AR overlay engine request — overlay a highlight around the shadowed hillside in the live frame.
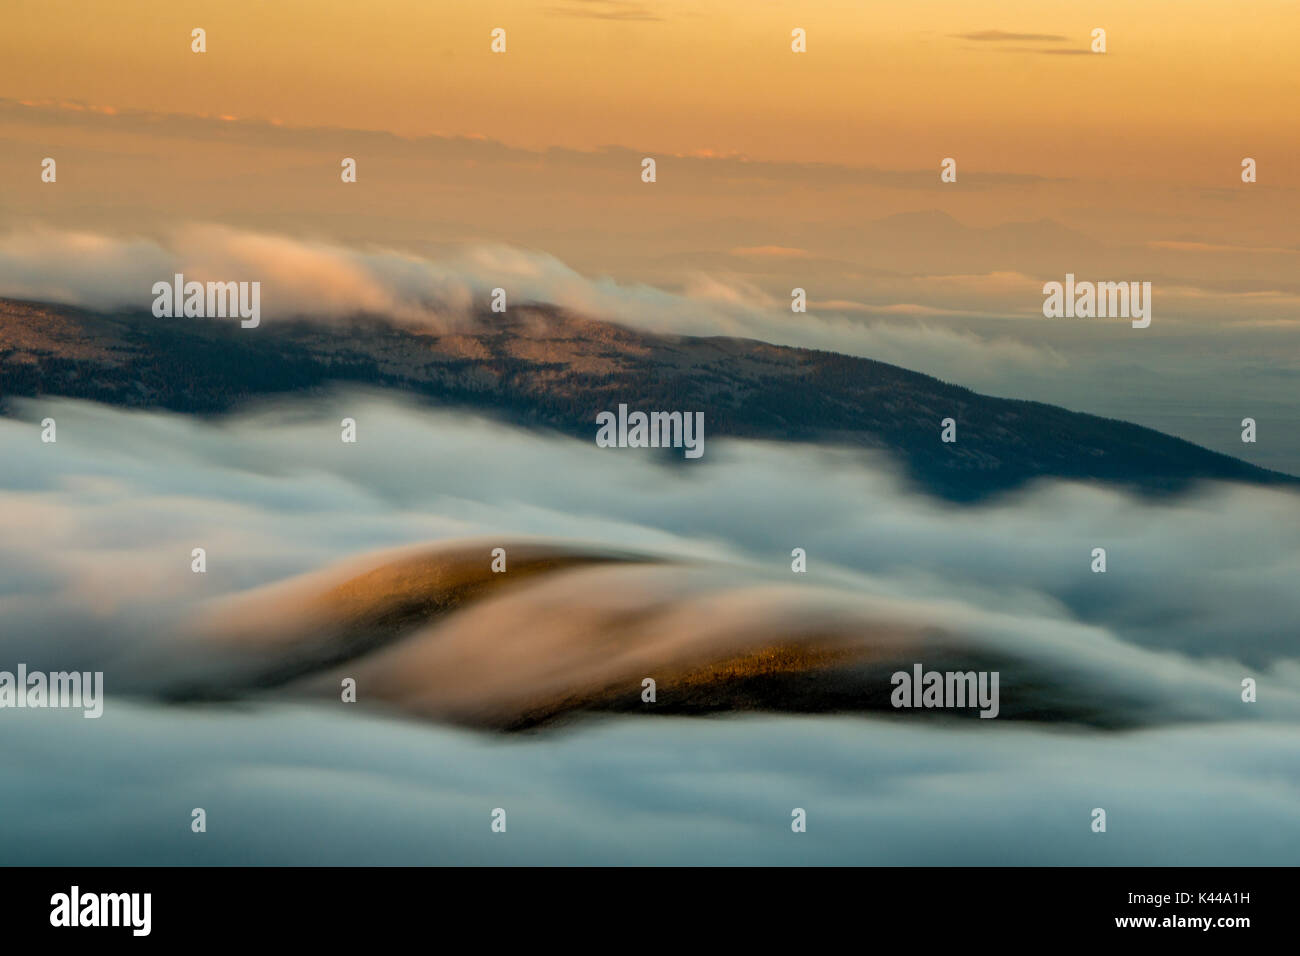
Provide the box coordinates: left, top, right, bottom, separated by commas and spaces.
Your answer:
1, 297, 1294, 501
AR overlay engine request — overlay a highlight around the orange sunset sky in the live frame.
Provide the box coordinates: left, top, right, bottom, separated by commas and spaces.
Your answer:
5, 0, 1298, 172
0, 0, 1297, 328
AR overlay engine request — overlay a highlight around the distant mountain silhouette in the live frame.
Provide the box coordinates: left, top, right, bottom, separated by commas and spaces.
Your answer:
1, 297, 1294, 501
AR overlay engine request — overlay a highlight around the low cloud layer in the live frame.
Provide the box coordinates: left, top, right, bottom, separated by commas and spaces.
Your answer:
2, 392, 1297, 686
2, 392, 1297, 862
4, 223, 1300, 481
0, 223, 1078, 384
1, 704, 1297, 865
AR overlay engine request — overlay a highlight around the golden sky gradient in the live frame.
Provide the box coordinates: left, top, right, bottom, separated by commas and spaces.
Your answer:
1, 0, 1297, 338
3, 0, 1298, 180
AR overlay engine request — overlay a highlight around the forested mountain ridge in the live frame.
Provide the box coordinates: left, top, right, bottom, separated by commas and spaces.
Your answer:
1, 297, 1293, 501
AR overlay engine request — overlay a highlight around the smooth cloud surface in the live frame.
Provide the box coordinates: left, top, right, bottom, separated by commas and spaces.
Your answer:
2, 392, 1298, 864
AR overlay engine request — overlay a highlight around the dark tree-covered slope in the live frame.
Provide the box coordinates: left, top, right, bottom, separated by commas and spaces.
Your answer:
1, 298, 1294, 502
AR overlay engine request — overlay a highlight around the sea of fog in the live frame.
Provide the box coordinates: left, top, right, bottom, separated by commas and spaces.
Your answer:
1, 391, 1298, 864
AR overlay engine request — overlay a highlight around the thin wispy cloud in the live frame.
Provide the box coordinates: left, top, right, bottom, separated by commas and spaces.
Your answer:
950, 30, 1098, 56
546, 1, 665, 22
729, 245, 813, 260
951, 30, 1068, 43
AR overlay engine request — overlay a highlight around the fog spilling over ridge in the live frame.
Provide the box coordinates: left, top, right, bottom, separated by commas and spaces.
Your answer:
3, 223, 1296, 477
3, 391, 1299, 865
1, 392, 1298, 730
